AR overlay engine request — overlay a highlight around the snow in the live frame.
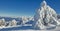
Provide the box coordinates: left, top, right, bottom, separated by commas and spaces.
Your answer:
33, 0, 60, 29
0, 0, 60, 31
9, 19, 17, 26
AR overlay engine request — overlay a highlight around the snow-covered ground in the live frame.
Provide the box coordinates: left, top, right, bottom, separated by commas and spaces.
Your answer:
4, 26, 60, 31
9, 26, 60, 31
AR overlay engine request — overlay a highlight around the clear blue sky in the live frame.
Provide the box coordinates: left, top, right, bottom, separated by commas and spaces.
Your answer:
0, 0, 60, 17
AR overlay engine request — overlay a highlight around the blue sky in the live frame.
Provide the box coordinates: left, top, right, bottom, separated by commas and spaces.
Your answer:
0, 0, 60, 17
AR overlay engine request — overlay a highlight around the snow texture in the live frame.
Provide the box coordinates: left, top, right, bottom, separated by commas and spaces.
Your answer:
33, 0, 60, 29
